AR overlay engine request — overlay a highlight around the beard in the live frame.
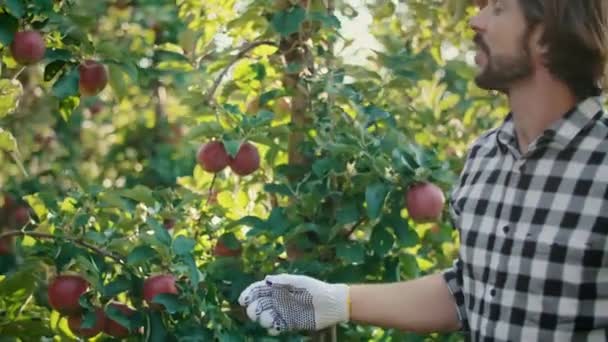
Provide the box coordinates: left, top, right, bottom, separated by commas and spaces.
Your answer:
474, 33, 533, 92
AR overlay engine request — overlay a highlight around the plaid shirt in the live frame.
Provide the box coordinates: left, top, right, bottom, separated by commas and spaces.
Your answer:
442, 96, 608, 341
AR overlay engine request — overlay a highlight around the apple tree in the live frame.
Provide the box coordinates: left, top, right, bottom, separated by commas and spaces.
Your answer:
0, 0, 507, 340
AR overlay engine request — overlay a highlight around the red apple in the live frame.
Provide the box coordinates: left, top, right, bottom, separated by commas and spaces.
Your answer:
286, 242, 306, 261
88, 101, 103, 115
12, 206, 30, 227
143, 274, 178, 309
213, 240, 242, 257
229, 142, 260, 176
197, 141, 230, 173
2, 194, 16, 209
103, 302, 135, 338
10, 31, 46, 65
67, 308, 105, 338
163, 218, 175, 230
79, 60, 108, 96
0, 237, 13, 255
48, 275, 89, 315
405, 182, 445, 223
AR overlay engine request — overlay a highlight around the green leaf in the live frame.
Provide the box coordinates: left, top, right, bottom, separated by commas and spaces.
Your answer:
370, 225, 394, 257
183, 121, 224, 140
263, 183, 292, 196
44, 60, 67, 82
120, 185, 156, 206
173, 236, 196, 256
336, 241, 365, 264
108, 63, 131, 100
44, 48, 72, 62
148, 218, 172, 246
0, 263, 38, 296
0, 128, 17, 152
52, 67, 79, 100
307, 12, 341, 29
223, 140, 241, 158
148, 311, 168, 342
0, 13, 18, 45
0, 320, 53, 338
98, 191, 130, 210
6, 0, 25, 18
180, 254, 200, 286
155, 49, 190, 63
365, 182, 389, 220
271, 7, 306, 37
0, 78, 23, 118
32, 0, 53, 12
127, 245, 158, 266
59, 96, 80, 122
218, 233, 240, 250
81, 309, 99, 329
243, 110, 274, 128
103, 276, 131, 297
259, 89, 285, 105
267, 207, 288, 236
384, 214, 419, 247
225, 216, 265, 230
151, 293, 181, 314
312, 158, 333, 176
336, 201, 360, 225
105, 304, 132, 331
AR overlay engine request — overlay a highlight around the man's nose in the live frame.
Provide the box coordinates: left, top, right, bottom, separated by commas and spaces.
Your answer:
469, 10, 485, 34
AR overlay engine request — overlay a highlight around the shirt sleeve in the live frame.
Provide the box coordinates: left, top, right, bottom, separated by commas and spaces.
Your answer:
442, 258, 469, 332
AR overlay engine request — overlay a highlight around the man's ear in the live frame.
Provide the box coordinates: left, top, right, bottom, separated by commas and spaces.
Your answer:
530, 24, 549, 59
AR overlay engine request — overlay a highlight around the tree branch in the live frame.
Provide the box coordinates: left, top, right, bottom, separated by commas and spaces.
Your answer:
205, 40, 277, 105
0, 230, 127, 266
345, 219, 365, 239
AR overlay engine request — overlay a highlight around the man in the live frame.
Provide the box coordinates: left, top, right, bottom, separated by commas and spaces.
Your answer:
238, 0, 608, 340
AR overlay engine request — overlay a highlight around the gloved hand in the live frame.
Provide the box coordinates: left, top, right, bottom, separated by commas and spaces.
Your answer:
238, 274, 350, 335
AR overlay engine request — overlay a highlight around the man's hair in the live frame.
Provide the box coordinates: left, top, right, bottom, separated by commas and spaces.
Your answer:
518, 1, 608, 98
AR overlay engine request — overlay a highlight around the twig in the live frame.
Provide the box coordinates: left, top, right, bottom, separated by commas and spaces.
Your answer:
345, 219, 364, 239
204, 40, 277, 105
205, 174, 217, 206
0, 230, 127, 266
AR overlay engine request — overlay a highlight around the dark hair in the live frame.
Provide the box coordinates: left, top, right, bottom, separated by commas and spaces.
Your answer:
518, 0, 608, 98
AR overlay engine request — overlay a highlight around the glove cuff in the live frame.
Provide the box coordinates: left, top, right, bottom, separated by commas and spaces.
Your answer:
315, 283, 350, 329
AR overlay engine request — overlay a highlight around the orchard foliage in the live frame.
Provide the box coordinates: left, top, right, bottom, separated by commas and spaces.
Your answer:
0, 0, 507, 340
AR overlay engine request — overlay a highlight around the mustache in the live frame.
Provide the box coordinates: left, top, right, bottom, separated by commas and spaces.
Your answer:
474, 34, 490, 54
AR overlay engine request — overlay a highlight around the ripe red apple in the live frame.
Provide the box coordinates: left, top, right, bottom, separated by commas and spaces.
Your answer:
143, 274, 178, 309
286, 242, 306, 261
48, 275, 89, 315
197, 141, 230, 173
88, 101, 103, 116
67, 308, 105, 338
213, 240, 242, 257
103, 302, 135, 338
405, 182, 445, 223
2, 194, 16, 209
0, 237, 13, 255
10, 31, 46, 65
229, 142, 260, 176
163, 218, 175, 230
12, 206, 30, 227
79, 60, 108, 96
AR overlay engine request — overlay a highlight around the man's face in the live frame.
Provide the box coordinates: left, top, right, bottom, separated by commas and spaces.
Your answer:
470, 0, 534, 92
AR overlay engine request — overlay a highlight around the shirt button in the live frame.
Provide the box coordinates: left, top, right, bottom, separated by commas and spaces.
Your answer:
490, 288, 497, 297
503, 225, 510, 234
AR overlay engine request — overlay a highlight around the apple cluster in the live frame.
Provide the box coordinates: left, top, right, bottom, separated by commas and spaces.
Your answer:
197, 141, 260, 176
10, 30, 108, 96
0, 194, 30, 255
47, 274, 179, 338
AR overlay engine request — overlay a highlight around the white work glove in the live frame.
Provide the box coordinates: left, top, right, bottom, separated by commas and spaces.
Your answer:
238, 274, 350, 335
